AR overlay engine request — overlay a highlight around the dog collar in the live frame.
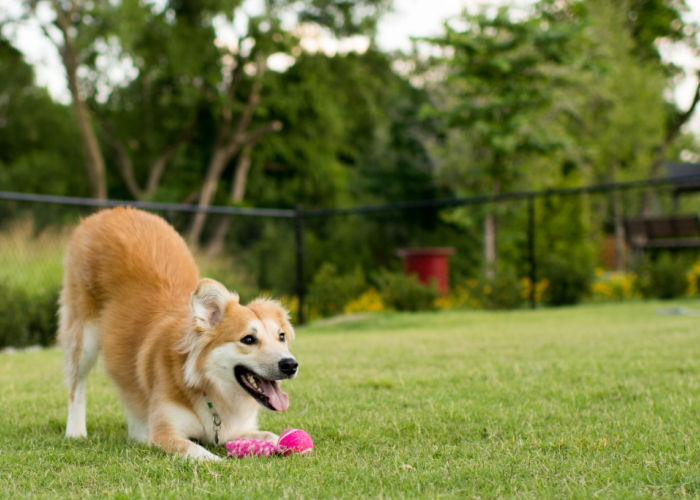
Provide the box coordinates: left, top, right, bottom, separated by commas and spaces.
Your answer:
203, 392, 222, 445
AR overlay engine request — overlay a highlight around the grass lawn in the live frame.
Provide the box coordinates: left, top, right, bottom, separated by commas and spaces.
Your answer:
0, 301, 698, 498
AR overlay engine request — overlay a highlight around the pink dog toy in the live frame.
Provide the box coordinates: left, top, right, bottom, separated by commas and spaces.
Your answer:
226, 428, 314, 458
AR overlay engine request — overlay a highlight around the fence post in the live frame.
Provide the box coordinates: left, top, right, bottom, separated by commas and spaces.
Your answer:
295, 204, 306, 325
527, 195, 537, 309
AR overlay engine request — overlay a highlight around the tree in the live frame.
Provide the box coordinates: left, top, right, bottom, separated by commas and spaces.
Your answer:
0, 36, 85, 197
16, 0, 391, 213
423, 7, 577, 277
184, 0, 392, 244
26, 0, 109, 199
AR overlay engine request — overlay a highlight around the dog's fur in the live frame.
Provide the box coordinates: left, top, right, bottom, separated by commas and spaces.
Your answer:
58, 207, 297, 460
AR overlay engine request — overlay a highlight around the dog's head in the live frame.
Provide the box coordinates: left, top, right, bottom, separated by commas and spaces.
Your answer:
179, 279, 297, 411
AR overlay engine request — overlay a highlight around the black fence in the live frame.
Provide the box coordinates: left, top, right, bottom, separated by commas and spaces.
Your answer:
2, 173, 700, 326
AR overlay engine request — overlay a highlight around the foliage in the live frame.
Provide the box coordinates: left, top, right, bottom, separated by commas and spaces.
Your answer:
0, 284, 59, 348
467, 269, 527, 310
0, 38, 86, 196
2, 0, 699, 299
192, 248, 259, 304
685, 256, 700, 296
372, 269, 439, 311
343, 288, 386, 314
425, 7, 577, 195
520, 276, 550, 304
541, 252, 593, 306
433, 285, 477, 310
590, 269, 638, 301
307, 263, 367, 318
636, 252, 692, 299
536, 191, 595, 307
0, 219, 69, 294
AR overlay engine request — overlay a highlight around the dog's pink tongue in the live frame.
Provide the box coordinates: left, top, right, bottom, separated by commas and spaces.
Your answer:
261, 380, 289, 411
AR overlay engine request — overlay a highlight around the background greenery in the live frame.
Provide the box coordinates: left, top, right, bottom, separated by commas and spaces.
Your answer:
1, 0, 700, 341
2, 1, 699, 299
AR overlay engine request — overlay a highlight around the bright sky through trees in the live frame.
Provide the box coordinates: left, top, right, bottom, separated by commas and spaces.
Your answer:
1, 0, 699, 135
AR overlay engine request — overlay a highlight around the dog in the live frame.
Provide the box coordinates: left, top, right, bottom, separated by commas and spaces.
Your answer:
58, 207, 297, 460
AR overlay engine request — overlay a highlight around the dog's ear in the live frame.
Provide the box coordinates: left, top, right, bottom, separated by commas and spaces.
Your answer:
191, 279, 239, 331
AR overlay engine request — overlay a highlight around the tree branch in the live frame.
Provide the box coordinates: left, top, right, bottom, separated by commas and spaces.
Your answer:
101, 118, 141, 199
244, 120, 283, 145
143, 116, 198, 200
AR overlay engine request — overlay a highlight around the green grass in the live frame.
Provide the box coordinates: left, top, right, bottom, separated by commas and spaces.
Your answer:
0, 220, 69, 294
0, 220, 256, 300
1, 301, 698, 498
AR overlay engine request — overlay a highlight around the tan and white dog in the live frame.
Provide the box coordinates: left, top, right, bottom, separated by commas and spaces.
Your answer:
58, 207, 297, 460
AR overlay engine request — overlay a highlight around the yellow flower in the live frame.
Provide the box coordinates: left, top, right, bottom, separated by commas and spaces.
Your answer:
344, 288, 385, 314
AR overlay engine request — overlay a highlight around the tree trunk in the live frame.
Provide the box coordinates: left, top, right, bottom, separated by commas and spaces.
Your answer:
483, 213, 497, 279
205, 147, 252, 255
609, 163, 626, 271
483, 182, 499, 279
50, 0, 107, 199
188, 146, 231, 245
101, 115, 195, 201
612, 191, 625, 271
72, 97, 107, 199
187, 120, 281, 244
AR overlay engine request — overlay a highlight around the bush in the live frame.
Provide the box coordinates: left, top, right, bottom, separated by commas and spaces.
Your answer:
541, 252, 593, 306
482, 269, 527, 310
344, 288, 386, 314
590, 269, 638, 301
637, 253, 690, 299
373, 269, 439, 311
307, 263, 367, 318
0, 284, 59, 349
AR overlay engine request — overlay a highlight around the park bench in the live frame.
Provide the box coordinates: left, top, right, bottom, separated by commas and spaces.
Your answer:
624, 214, 700, 251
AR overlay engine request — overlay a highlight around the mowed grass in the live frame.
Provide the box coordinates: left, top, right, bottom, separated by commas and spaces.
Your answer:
0, 301, 698, 498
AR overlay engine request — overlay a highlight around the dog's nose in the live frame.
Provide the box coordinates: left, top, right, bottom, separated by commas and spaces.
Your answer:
279, 357, 298, 376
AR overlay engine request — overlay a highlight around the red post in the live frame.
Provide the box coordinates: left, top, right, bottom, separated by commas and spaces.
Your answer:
395, 247, 455, 294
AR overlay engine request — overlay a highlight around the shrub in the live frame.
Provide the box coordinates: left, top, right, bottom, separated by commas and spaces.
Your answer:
434, 285, 476, 310
454, 269, 528, 310
343, 288, 386, 314
373, 269, 439, 311
307, 263, 367, 318
590, 269, 638, 301
520, 276, 549, 304
0, 284, 59, 349
541, 251, 593, 306
483, 268, 527, 310
637, 253, 690, 299
684, 256, 700, 296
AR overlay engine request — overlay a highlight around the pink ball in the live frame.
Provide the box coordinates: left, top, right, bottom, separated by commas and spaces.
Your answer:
277, 428, 313, 455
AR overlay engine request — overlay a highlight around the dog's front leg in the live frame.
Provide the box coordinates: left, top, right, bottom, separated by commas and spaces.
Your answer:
149, 424, 221, 461
149, 403, 221, 461
236, 430, 279, 443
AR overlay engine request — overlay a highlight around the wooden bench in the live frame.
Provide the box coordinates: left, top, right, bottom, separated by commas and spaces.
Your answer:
624, 214, 700, 250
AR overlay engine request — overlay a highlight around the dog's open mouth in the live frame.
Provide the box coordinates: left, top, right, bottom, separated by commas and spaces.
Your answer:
234, 365, 289, 412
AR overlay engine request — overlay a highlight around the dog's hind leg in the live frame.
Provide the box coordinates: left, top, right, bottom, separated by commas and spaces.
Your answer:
58, 299, 100, 438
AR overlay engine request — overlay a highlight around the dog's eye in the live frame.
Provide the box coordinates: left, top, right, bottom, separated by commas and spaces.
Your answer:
279, 332, 286, 342
241, 335, 257, 345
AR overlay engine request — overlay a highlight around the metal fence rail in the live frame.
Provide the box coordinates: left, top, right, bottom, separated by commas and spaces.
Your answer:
3, 173, 700, 323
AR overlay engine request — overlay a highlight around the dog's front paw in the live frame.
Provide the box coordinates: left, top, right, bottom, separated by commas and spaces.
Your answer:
238, 430, 279, 443
185, 444, 222, 461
